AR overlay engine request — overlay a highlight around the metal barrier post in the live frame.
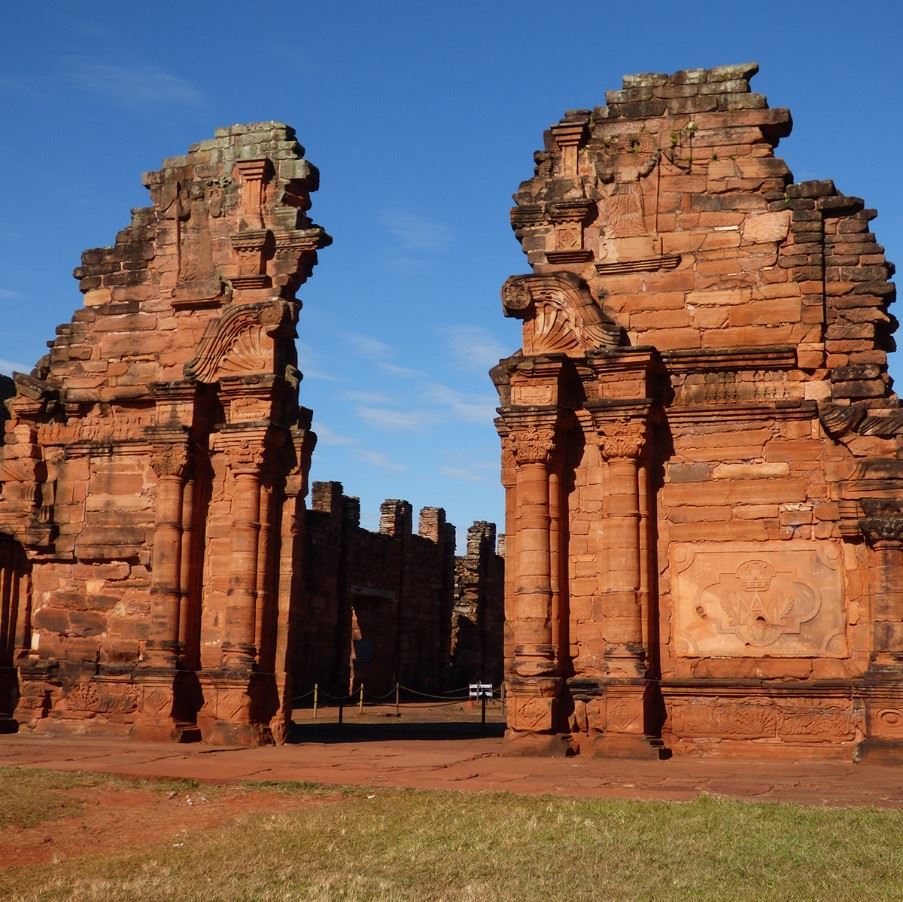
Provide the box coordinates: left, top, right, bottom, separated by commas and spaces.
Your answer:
395, 682, 400, 718
313, 683, 318, 719
338, 694, 344, 728
359, 683, 365, 714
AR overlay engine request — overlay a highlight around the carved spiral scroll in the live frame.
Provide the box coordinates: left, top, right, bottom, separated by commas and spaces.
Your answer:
501, 272, 621, 354
184, 299, 294, 383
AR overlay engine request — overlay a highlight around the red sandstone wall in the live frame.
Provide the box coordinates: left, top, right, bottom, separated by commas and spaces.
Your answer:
496, 64, 903, 758
0, 123, 328, 743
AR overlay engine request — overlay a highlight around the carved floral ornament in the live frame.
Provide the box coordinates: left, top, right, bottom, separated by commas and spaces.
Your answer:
151, 443, 189, 479
507, 425, 557, 466
859, 516, 903, 546
595, 419, 647, 461
224, 440, 267, 473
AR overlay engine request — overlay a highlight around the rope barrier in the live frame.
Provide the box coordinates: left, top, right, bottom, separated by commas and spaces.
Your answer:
293, 682, 504, 707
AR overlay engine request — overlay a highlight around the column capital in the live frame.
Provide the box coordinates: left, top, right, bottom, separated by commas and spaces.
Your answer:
507, 424, 557, 467
151, 442, 189, 479
216, 426, 284, 476
594, 418, 647, 461
223, 439, 267, 475
860, 517, 903, 547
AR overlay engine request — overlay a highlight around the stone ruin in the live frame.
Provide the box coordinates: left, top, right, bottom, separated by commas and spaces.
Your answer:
0, 123, 331, 743
494, 63, 902, 760
297, 482, 503, 698
1, 64, 900, 760
0, 123, 504, 743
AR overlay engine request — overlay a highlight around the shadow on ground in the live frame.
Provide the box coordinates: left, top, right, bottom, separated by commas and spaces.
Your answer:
287, 720, 506, 743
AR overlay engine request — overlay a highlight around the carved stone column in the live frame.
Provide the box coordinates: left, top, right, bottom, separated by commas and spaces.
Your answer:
221, 438, 266, 672
591, 417, 662, 757
500, 430, 517, 680
596, 420, 647, 676
146, 442, 189, 669
857, 515, 903, 760
506, 422, 562, 733
860, 516, 903, 666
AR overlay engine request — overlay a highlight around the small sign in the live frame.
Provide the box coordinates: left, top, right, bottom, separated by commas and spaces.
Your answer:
469, 683, 493, 699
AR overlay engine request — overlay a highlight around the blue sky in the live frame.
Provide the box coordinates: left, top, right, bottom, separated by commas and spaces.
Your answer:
1, 2, 900, 540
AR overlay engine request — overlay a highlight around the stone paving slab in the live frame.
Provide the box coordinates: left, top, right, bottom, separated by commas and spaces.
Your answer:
0, 734, 900, 808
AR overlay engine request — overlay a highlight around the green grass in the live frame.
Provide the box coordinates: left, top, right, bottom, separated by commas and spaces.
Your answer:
0, 768, 94, 829
1, 770, 901, 901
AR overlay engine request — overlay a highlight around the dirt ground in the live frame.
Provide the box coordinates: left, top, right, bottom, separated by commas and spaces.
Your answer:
1, 781, 332, 868
0, 699, 900, 867
1, 703, 901, 799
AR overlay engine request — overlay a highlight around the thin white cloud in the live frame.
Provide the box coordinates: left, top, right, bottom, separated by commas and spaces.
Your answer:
355, 449, 407, 472
446, 325, 507, 371
0, 289, 22, 300
357, 406, 432, 431
0, 358, 29, 375
380, 211, 454, 254
379, 360, 423, 378
344, 332, 393, 360
300, 363, 339, 382
314, 423, 356, 447
69, 62, 203, 106
424, 382, 497, 423
339, 390, 393, 404
439, 465, 488, 483
297, 343, 339, 382
0, 77, 43, 99
339, 331, 424, 379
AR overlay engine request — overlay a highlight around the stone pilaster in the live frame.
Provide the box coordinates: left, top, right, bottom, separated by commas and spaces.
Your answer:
860, 515, 903, 668
857, 515, 903, 761
221, 436, 267, 672
145, 441, 189, 669
590, 416, 662, 757
595, 418, 648, 676
505, 421, 562, 733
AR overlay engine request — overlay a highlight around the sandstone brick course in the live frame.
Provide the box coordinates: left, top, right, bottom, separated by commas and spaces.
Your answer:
494, 64, 903, 759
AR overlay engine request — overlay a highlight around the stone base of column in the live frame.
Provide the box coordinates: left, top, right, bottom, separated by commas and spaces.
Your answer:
198, 671, 278, 746
13, 660, 55, 730
584, 733, 669, 759
141, 639, 182, 670
220, 642, 258, 673
856, 679, 903, 763
504, 676, 563, 734
131, 672, 182, 742
590, 679, 669, 758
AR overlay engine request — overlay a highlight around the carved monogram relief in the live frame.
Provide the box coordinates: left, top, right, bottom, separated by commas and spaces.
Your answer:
670, 542, 846, 657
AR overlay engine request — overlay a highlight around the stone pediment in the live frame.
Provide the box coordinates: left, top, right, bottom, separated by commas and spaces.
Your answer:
501, 272, 621, 356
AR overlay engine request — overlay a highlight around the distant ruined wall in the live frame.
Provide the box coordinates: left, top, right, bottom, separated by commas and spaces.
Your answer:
0, 124, 329, 743
494, 64, 902, 759
450, 521, 504, 688
298, 481, 503, 698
